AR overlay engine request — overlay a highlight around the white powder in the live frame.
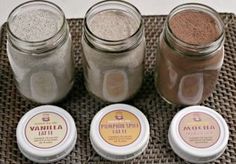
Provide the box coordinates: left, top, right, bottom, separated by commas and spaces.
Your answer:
10, 9, 62, 41
83, 10, 145, 102
7, 8, 73, 104
88, 10, 139, 40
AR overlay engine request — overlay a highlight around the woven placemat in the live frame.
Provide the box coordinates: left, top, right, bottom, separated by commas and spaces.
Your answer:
0, 14, 236, 164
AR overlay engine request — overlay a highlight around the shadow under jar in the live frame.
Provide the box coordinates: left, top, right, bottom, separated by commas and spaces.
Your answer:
155, 3, 225, 105
82, 0, 145, 102
7, 1, 74, 104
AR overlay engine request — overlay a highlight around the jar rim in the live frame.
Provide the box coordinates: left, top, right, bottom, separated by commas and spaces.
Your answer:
83, 0, 144, 52
7, 0, 66, 44
165, 3, 225, 56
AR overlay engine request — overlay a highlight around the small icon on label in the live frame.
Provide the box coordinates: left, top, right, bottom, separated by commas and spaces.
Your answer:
193, 113, 201, 122
115, 111, 124, 120
42, 114, 50, 122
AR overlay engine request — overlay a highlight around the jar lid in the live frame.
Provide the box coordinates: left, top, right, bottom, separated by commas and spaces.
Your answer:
16, 105, 77, 163
168, 105, 229, 163
90, 104, 150, 161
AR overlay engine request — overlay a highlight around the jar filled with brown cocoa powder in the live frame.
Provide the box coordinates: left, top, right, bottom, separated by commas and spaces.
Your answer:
155, 3, 225, 105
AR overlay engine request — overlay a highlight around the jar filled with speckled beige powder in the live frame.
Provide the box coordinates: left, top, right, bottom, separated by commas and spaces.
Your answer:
7, 1, 74, 104
155, 3, 225, 105
82, 0, 145, 102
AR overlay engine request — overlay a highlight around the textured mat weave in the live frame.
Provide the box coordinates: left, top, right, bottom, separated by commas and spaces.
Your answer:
0, 14, 236, 164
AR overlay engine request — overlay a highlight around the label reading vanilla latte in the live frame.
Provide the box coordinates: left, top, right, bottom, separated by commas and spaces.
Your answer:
99, 110, 141, 146
179, 112, 220, 148
25, 112, 68, 149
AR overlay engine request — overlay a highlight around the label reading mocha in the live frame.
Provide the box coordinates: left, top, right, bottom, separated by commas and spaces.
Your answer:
25, 112, 68, 149
179, 112, 220, 148
99, 110, 141, 146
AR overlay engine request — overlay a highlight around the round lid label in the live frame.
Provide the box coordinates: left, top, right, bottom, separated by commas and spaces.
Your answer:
179, 112, 220, 148
99, 110, 141, 146
25, 112, 68, 149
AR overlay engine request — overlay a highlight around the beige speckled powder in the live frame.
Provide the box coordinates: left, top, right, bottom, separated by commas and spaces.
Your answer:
88, 10, 139, 41
10, 9, 62, 41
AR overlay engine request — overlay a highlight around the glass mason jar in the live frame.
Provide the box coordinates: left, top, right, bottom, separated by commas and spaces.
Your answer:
155, 3, 225, 105
82, 0, 145, 102
7, 1, 74, 104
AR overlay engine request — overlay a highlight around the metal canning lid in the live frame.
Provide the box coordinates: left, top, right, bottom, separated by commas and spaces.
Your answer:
168, 105, 229, 163
90, 104, 150, 161
16, 105, 77, 163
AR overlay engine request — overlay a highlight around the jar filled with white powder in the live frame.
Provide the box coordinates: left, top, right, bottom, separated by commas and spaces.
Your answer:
82, 0, 146, 102
7, 1, 74, 104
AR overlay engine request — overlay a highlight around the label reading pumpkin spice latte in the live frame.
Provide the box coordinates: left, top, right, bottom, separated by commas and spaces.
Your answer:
25, 112, 68, 149
99, 110, 141, 146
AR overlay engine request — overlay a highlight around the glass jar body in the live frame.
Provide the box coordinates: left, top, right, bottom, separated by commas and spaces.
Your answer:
7, 34, 74, 104
156, 32, 224, 105
82, 36, 145, 102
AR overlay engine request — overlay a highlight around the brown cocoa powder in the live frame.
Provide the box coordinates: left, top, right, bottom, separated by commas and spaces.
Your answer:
157, 9, 224, 105
169, 10, 220, 45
